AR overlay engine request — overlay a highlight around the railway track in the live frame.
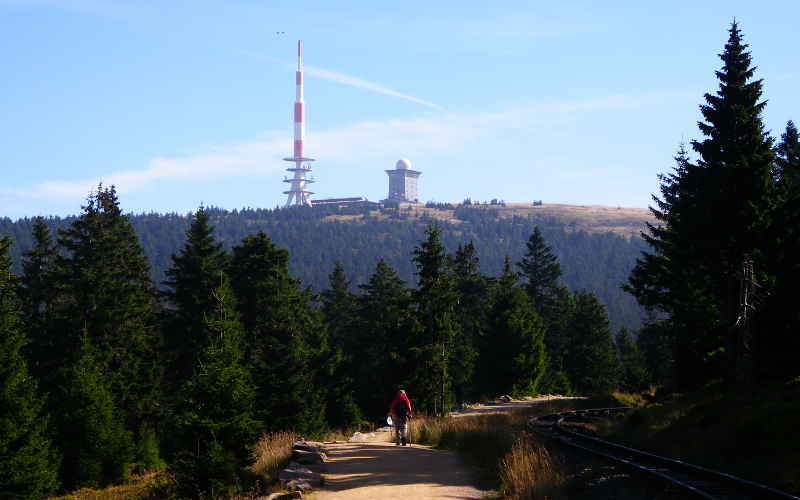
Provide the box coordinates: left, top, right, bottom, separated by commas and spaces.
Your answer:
530, 407, 799, 500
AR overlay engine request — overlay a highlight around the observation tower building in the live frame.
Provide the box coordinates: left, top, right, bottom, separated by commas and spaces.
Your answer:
385, 158, 421, 203
283, 40, 315, 207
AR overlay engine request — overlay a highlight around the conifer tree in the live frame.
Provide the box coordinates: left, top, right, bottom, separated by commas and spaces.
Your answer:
19, 217, 60, 382
566, 291, 620, 394
480, 257, 547, 396
56, 185, 161, 438
320, 261, 361, 428
171, 275, 259, 498
517, 229, 571, 393
776, 120, 800, 190
354, 259, 417, 419
636, 316, 675, 387
321, 261, 356, 350
58, 334, 134, 490
450, 242, 486, 403
615, 327, 649, 392
411, 225, 460, 415
538, 285, 575, 395
0, 237, 60, 499
627, 23, 777, 387
163, 206, 228, 389
517, 227, 561, 316
229, 232, 328, 434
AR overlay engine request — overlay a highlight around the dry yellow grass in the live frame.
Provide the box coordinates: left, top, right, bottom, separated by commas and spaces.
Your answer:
320, 202, 655, 238
250, 431, 296, 482
500, 435, 565, 500
47, 472, 167, 500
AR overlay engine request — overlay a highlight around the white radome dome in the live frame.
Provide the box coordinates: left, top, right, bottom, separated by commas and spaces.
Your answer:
396, 158, 412, 170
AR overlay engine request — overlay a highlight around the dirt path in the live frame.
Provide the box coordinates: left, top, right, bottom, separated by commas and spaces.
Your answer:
311, 396, 581, 499
311, 439, 488, 499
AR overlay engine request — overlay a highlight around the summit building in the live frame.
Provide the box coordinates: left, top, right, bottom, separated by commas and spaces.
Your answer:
385, 158, 421, 203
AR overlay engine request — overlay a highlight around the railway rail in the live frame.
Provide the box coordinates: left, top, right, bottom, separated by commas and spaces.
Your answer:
530, 407, 799, 500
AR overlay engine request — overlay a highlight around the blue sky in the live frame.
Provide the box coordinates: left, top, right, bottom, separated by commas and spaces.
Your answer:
1, 0, 798, 218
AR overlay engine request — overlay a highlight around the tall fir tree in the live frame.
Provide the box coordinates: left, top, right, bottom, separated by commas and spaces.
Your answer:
636, 315, 675, 388
57, 334, 134, 490
615, 327, 649, 392
19, 217, 60, 382
229, 232, 328, 434
480, 257, 547, 397
517, 229, 572, 393
354, 259, 418, 419
56, 186, 161, 439
410, 225, 460, 415
759, 120, 800, 381
320, 261, 361, 428
517, 227, 562, 317
163, 206, 228, 390
776, 120, 800, 190
538, 285, 575, 395
0, 237, 61, 499
449, 242, 486, 403
321, 261, 356, 351
566, 291, 620, 394
627, 23, 777, 387
171, 275, 259, 498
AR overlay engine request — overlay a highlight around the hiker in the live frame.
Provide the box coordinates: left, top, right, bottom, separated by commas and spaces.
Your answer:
388, 389, 413, 446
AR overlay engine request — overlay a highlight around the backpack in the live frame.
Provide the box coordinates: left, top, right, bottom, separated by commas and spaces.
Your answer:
396, 402, 408, 418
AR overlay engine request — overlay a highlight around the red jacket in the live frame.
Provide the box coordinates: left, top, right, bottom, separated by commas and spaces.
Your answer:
388, 392, 413, 418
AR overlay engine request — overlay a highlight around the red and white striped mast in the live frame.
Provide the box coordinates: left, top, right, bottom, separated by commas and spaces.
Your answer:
283, 40, 315, 207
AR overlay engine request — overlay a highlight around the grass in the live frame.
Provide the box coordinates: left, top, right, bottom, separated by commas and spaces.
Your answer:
499, 435, 565, 500
409, 399, 598, 496
47, 472, 169, 500
250, 431, 297, 483
48, 431, 298, 500
321, 202, 655, 238
601, 380, 800, 495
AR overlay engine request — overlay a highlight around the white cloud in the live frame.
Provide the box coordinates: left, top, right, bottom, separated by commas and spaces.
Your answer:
3, 91, 685, 204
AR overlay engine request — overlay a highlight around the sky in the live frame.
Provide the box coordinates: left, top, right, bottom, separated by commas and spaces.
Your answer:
1, 0, 798, 219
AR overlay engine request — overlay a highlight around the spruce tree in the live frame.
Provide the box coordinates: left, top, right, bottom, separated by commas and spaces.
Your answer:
354, 259, 418, 419
615, 327, 649, 392
171, 275, 259, 498
636, 316, 675, 387
163, 206, 228, 389
538, 285, 575, 395
627, 23, 777, 387
776, 120, 800, 190
229, 232, 328, 434
517, 227, 561, 316
480, 257, 547, 397
516, 229, 571, 393
321, 261, 356, 351
411, 225, 460, 415
566, 291, 620, 394
58, 334, 134, 490
320, 262, 361, 428
19, 217, 59, 382
449, 242, 486, 403
0, 237, 60, 499
56, 185, 161, 441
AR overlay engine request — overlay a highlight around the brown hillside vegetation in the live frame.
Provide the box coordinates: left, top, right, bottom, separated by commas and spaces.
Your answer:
322, 202, 656, 239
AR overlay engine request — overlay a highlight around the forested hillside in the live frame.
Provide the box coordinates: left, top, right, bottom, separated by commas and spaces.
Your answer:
0, 203, 649, 330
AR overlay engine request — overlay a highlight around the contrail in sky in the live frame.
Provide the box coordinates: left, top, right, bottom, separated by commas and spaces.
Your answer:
246, 51, 444, 110
302, 64, 444, 110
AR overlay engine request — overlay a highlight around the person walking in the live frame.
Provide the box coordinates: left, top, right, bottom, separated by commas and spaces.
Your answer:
388, 389, 413, 446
